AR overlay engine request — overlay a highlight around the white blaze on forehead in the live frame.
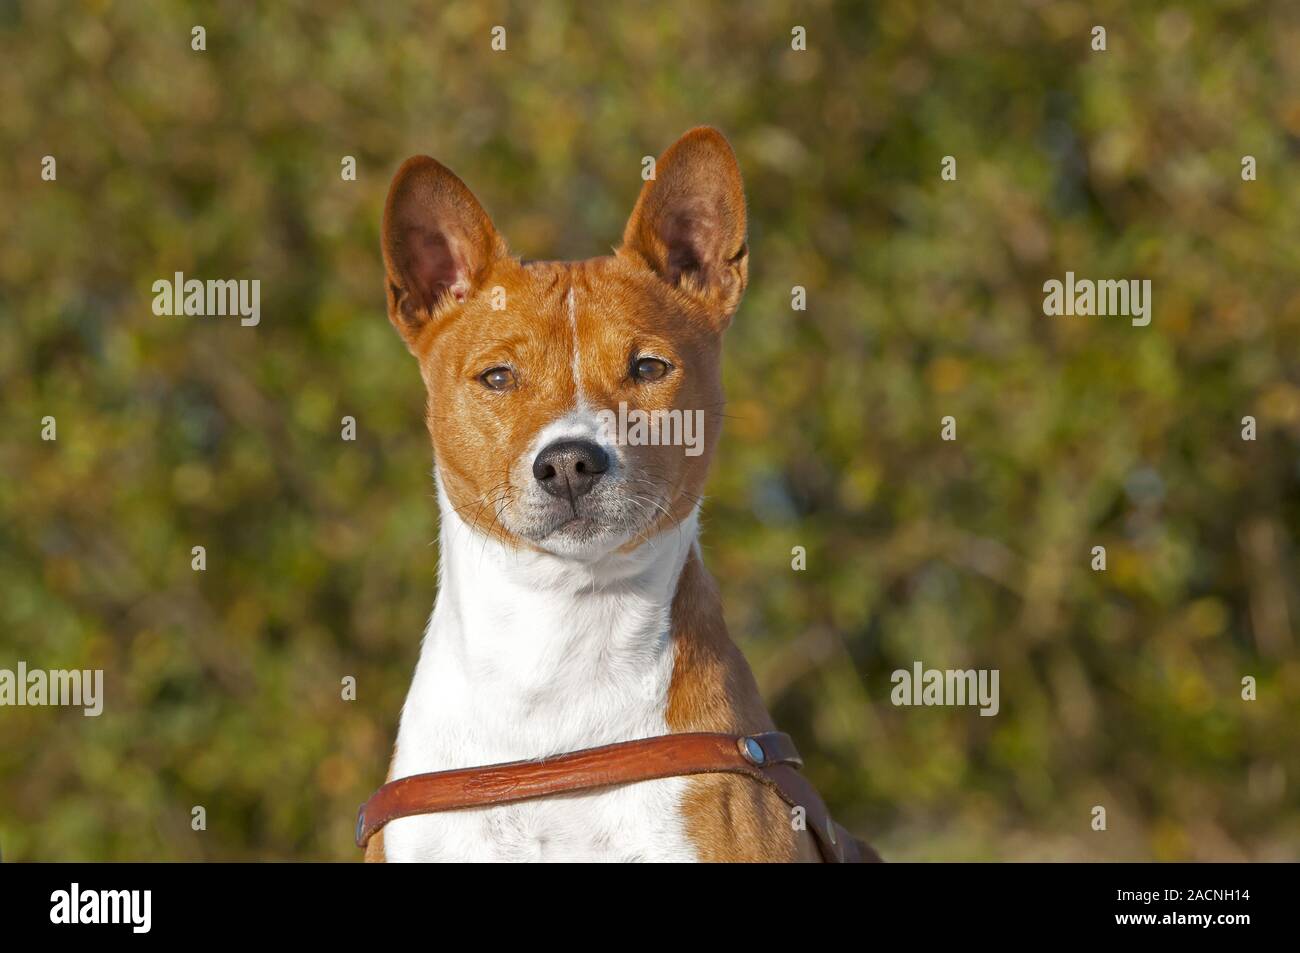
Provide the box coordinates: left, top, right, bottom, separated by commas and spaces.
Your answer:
567, 284, 585, 407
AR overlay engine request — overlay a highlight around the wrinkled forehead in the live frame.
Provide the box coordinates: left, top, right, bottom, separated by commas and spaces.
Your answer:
432, 259, 702, 379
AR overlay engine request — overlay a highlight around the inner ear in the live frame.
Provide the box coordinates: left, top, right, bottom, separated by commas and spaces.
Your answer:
406, 227, 472, 307
663, 207, 711, 281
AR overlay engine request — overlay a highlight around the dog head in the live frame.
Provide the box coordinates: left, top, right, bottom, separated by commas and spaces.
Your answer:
381, 127, 747, 561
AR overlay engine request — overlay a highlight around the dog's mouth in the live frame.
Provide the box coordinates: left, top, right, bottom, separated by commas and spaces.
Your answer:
507, 484, 664, 557
527, 507, 607, 543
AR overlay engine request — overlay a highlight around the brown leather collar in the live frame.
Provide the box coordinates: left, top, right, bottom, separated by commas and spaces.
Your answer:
357, 731, 880, 862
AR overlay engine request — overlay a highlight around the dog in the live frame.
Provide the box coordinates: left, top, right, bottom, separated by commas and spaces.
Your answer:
368, 127, 861, 862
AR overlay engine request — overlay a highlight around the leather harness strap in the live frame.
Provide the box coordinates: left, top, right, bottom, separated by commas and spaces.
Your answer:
356, 731, 880, 863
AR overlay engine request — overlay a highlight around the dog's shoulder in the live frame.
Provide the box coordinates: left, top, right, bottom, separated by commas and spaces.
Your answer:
666, 552, 821, 861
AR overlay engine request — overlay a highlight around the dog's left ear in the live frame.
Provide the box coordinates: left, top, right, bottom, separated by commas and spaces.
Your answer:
620, 127, 748, 325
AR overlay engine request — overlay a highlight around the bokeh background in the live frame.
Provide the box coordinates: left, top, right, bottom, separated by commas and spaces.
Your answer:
2, 0, 1298, 861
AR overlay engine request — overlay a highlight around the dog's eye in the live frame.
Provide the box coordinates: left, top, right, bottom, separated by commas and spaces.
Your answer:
480, 367, 516, 390
633, 357, 670, 382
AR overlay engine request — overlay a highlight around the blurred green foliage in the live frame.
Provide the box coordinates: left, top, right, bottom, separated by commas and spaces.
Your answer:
2, 0, 1298, 861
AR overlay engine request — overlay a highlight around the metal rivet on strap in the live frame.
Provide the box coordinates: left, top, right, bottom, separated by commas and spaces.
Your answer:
740, 737, 766, 766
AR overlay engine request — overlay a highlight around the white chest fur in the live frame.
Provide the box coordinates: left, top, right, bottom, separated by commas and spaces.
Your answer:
384, 487, 701, 862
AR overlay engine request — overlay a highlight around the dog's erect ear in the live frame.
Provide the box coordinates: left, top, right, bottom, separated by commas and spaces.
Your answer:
620, 127, 748, 323
382, 156, 507, 349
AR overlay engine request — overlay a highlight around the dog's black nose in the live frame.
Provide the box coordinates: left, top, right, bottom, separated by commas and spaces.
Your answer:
532, 439, 610, 499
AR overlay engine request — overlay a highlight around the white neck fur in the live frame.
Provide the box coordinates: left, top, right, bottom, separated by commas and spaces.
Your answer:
395, 482, 699, 764
384, 482, 702, 861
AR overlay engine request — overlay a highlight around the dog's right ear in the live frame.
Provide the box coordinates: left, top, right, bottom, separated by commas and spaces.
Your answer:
381, 156, 507, 350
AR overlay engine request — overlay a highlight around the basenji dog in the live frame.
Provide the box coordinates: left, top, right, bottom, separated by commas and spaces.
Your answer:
370, 127, 828, 862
